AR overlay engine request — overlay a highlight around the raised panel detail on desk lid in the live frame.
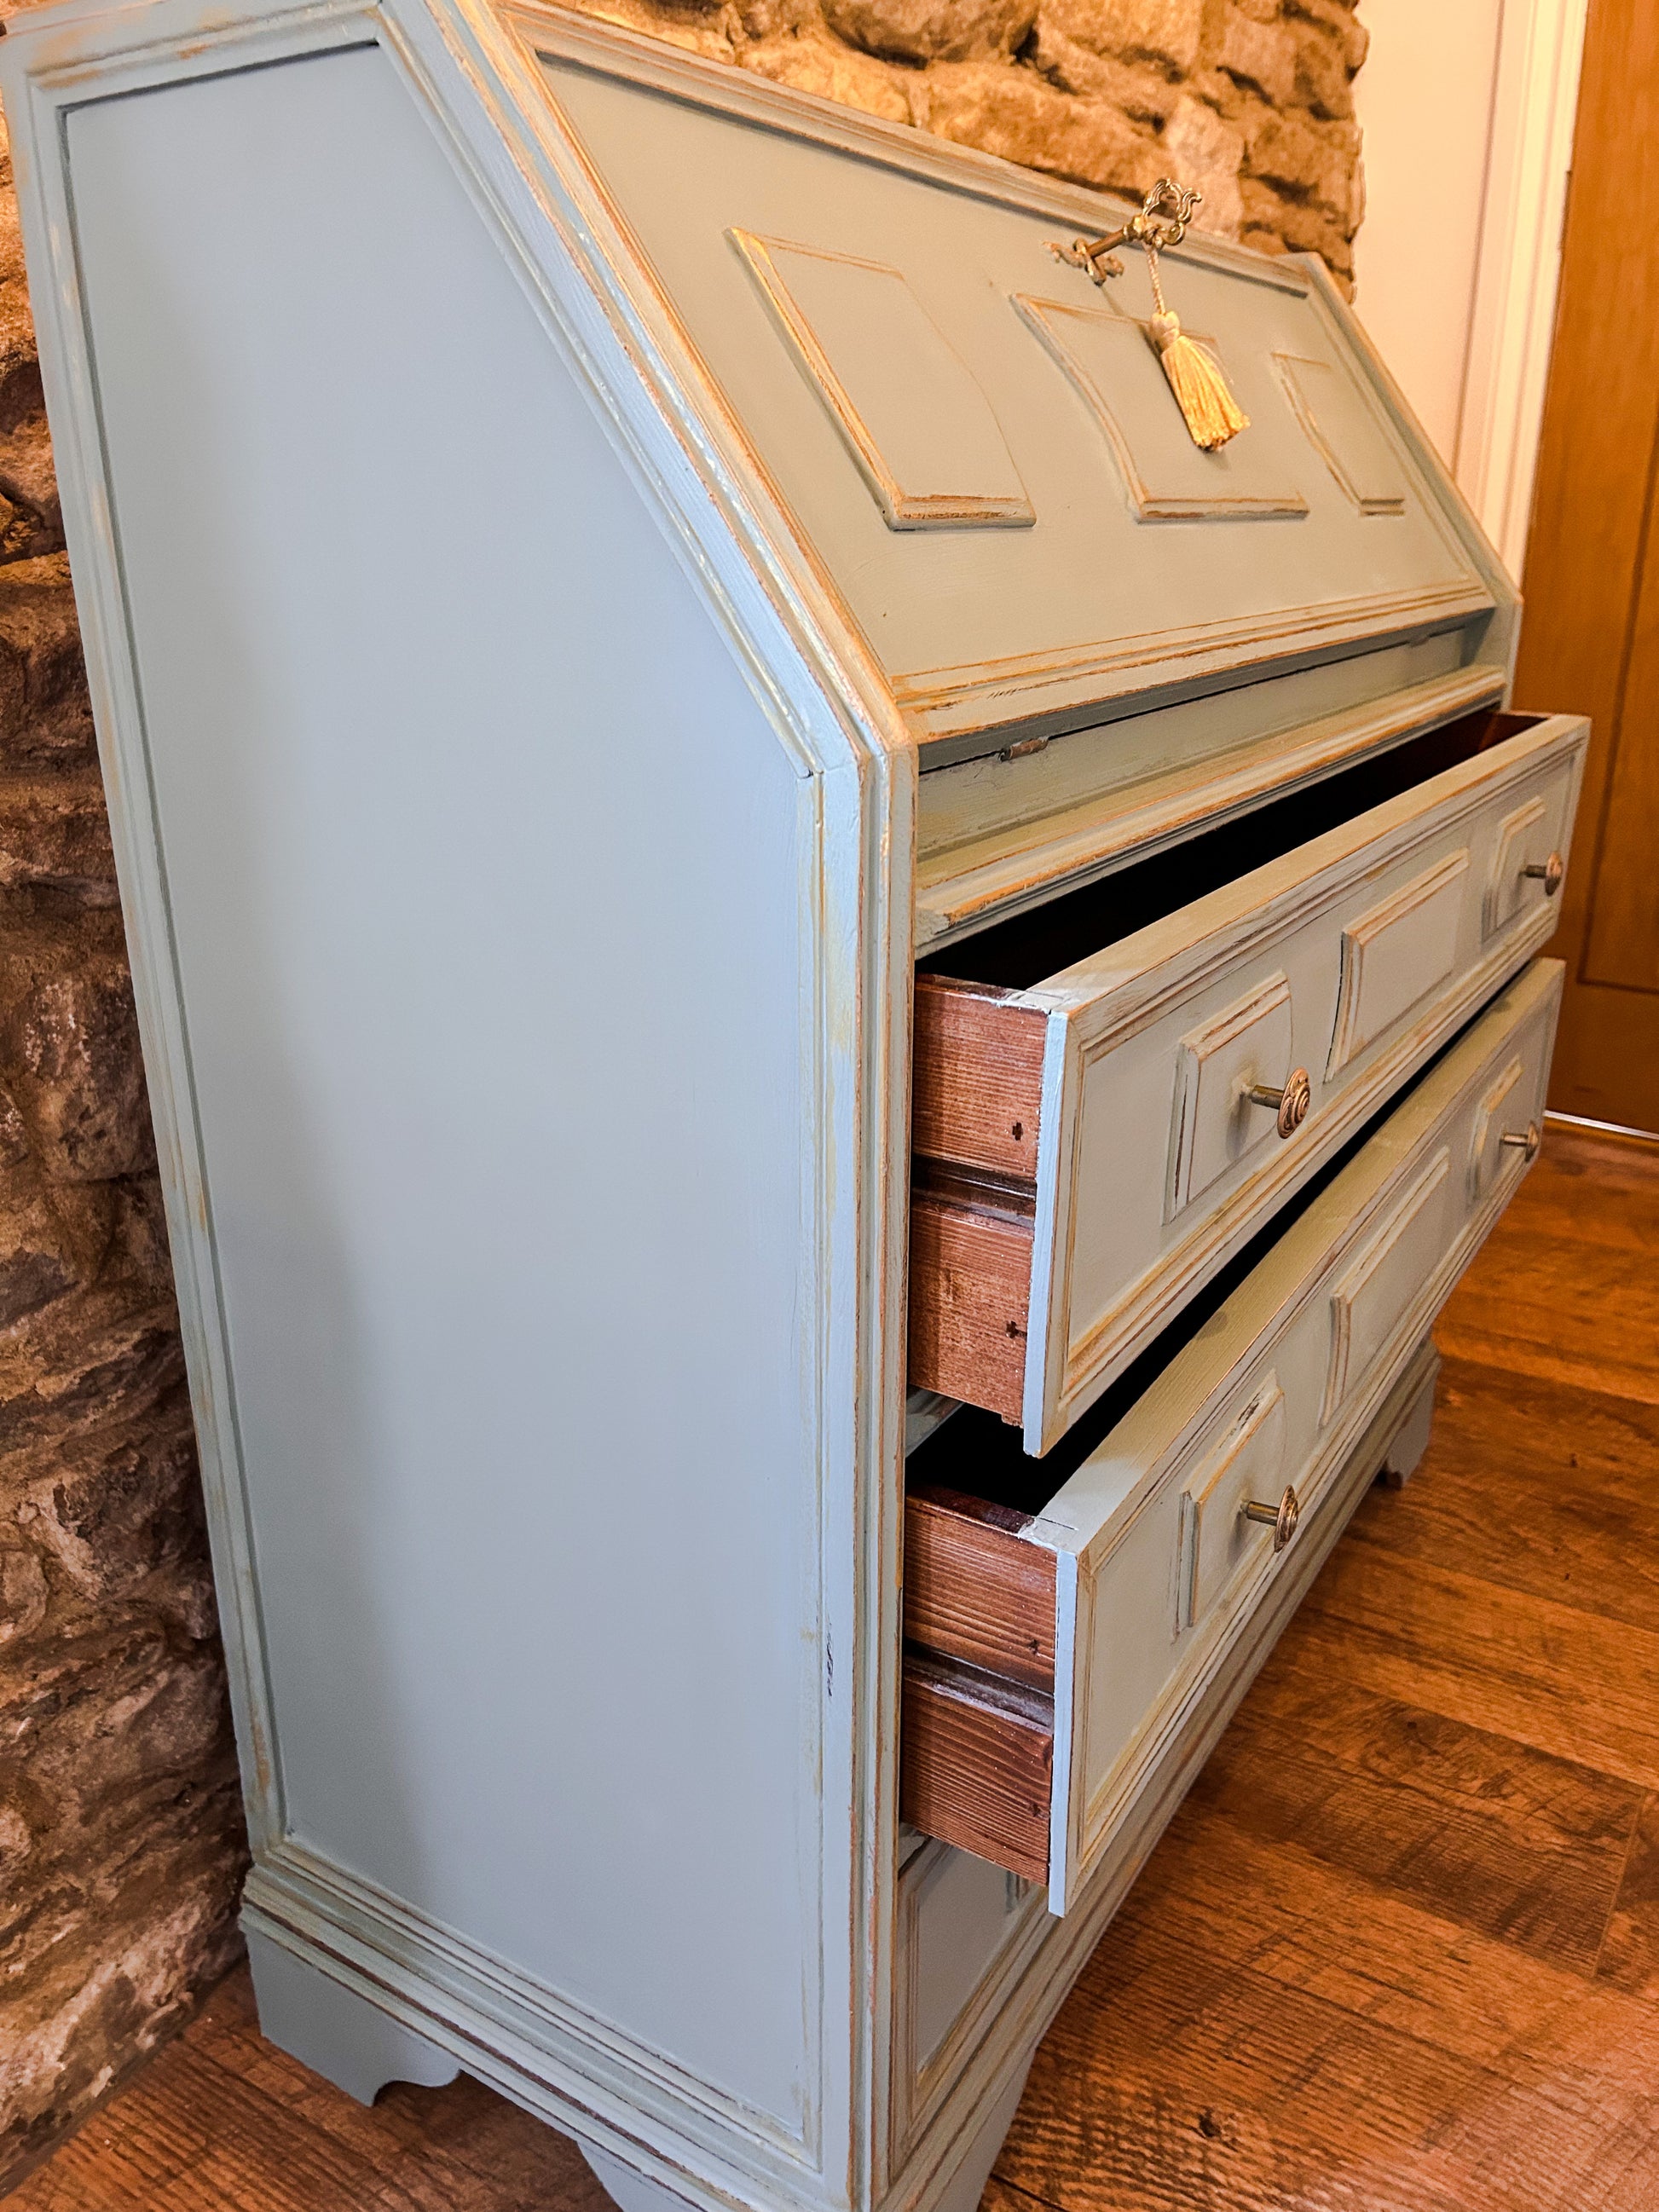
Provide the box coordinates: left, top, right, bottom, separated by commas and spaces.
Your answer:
537, 49, 1494, 744
1275, 354, 1408, 516
731, 233, 1032, 530
1014, 295, 1307, 522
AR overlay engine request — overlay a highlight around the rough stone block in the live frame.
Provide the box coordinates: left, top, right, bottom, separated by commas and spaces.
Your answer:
1162, 93, 1246, 238
571, 0, 738, 61
0, 771, 118, 904
0, 200, 43, 432
1290, 14, 1355, 118
731, 0, 818, 38
1245, 107, 1360, 226
7, 1621, 231, 1833
0, 1293, 187, 1463
103, 1174, 180, 1306
0, 1862, 245, 2173
1042, 0, 1205, 76
15, 1399, 206, 1622
1284, 0, 1366, 74
0, 1530, 49, 1643
1026, 12, 1177, 122
923, 61, 1164, 197
0, 1160, 104, 1331
823, 0, 1038, 66
1217, 7, 1295, 105
739, 29, 915, 123
1184, 61, 1246, 121
0, 413, 61, 557
0, 555, 96, 770
0, 929, 155, 1184
0, 1586, 245, 2171
1240, 176, 1354, 277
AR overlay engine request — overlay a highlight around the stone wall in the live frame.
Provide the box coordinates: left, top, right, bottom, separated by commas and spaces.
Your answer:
0, 123, 247, 2189
572, 0, 1368, 288
0, 0, 1367, 2188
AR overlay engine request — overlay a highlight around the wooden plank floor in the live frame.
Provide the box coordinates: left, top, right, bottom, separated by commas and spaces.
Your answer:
12, 1123, 1659, 2212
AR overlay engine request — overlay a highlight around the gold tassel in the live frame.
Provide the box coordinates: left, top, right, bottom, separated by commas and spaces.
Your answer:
1145, 242, 1249, 451
1148, 308, 1249, 449
1051, 181, 1252, 450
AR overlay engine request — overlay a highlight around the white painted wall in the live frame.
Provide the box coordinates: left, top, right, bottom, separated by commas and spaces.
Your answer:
1353, 0, 1506, 465
1352, 0, 1587, 579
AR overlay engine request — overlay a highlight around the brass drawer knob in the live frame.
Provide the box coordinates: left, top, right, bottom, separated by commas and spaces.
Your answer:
1500, 1119, 1542, 1163
1523, 852, 1564, 897
1245, 1067, 1311, 1140
1243, 1484, 1301, 1552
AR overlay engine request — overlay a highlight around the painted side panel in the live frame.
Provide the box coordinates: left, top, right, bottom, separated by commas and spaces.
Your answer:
65, 43, 822, 2134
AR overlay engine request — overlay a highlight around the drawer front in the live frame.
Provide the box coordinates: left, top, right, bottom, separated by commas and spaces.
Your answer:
1326, 852, 1469, 1076
1321, 1150, 1455, 1423
1169, 972, 1295, 1213
1050, 957, 1559, 1910
910, 712, 1585, 1453
1181, 1377, 1288, 1628
902, 958, 1562, 1911
890, 1842, 1040, 2161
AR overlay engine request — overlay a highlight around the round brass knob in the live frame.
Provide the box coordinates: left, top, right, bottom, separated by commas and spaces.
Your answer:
1243, 1484, 1301, 1552
1246, 1067, 1311, 1141
1523, 852, 1564, 897
1500, 1119, 1542, 1163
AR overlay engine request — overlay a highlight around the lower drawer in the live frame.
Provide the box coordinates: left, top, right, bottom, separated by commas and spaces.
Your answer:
901, 957, 1562, 1914
890, 1840, 1039, 2161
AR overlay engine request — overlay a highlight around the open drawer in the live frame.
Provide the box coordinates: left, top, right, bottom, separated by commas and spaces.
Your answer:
910, 707, 1585, 1453
901, 956, 1561, 1914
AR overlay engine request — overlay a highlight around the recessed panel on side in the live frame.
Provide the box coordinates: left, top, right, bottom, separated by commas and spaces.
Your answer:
65, 44, 823, 2129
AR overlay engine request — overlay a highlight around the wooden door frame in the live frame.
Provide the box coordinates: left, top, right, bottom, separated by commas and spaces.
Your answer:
1454, 0, 1590, 580
1507, 0, 1659, 1133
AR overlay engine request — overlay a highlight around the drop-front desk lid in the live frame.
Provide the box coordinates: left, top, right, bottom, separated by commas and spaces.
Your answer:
500, 7, 1509, 760
5, 0, 1509, 775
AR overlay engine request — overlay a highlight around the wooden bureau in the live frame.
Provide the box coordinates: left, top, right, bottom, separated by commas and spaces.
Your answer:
0, 9, 1583, 2212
